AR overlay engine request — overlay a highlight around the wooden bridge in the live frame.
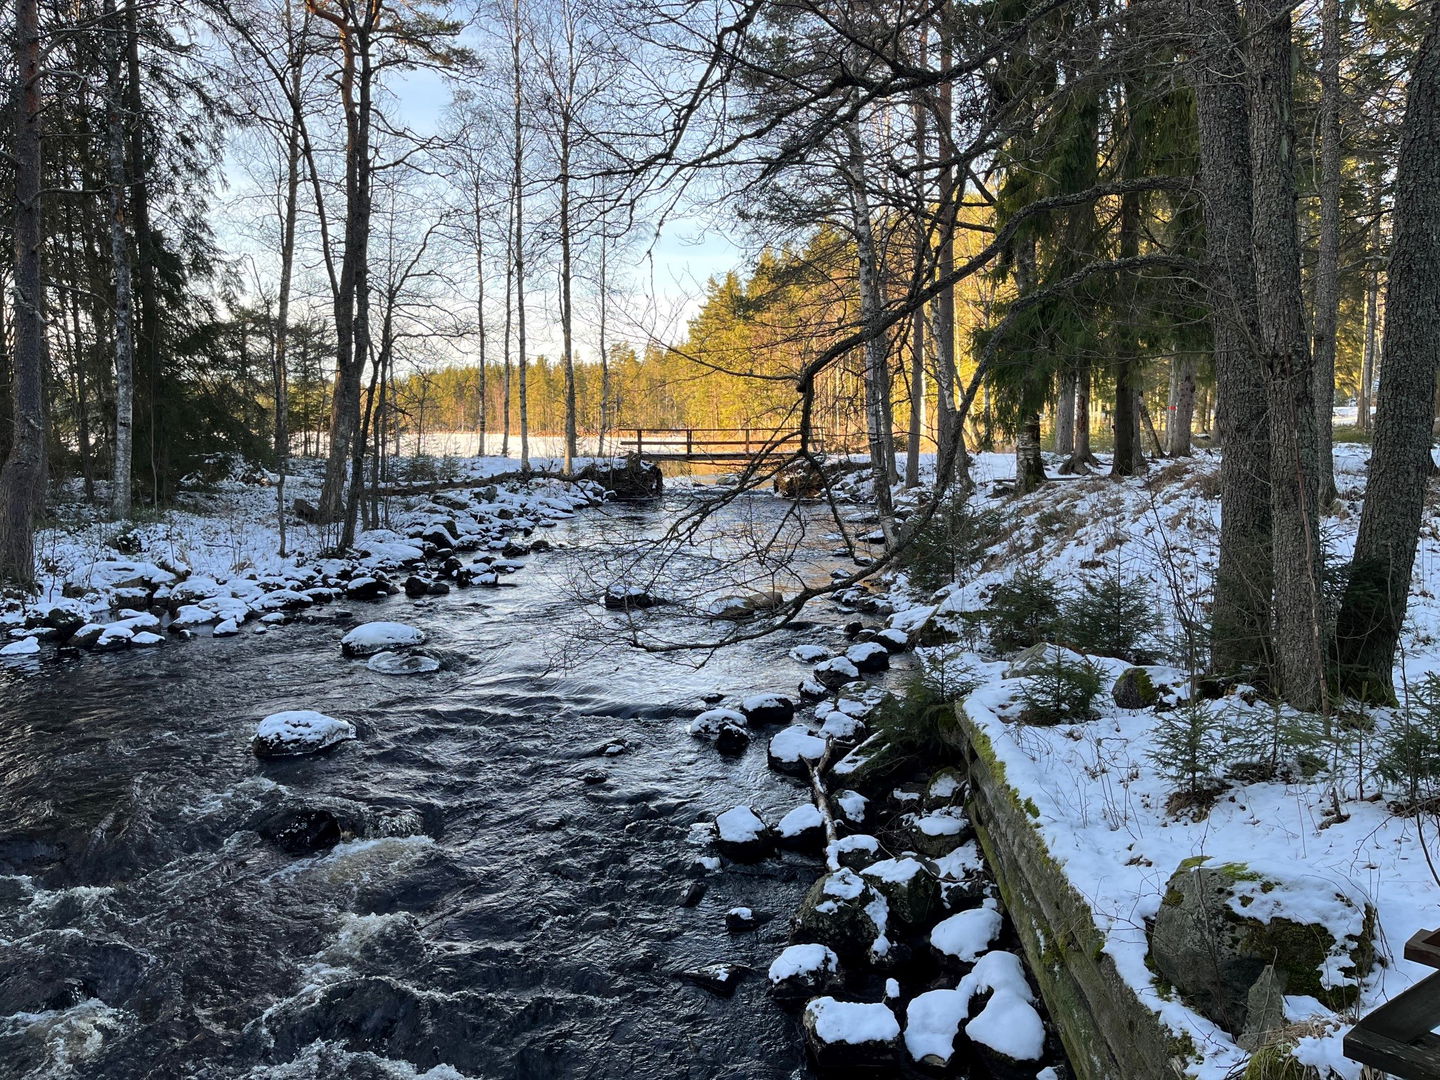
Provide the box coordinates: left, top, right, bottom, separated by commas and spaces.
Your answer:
615, 428, 863, 463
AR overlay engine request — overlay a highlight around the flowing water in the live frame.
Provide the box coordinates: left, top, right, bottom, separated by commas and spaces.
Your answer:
0, 491, 872, 1080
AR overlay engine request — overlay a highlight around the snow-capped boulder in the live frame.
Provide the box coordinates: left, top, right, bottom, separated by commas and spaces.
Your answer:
767, 726, 827, 775
1147, 859, 1376, 1034
875, 627, 910, 653
818, 709, 865, 741
253, 710, 356, 758
834, 789, 868, 828
766, 943, 842, 1004
366, 651, 441, 675
340, 621, 425, 658
794, 867, 892, 963
0, 636, 40, 657
789, 644, 831, 663
343, 576, 391, 601
813, 656, 860, 689
603, 584, 666, 611
931, 899, 1004, 965
861, 856, 940, 927
169, 605, 219, 631
776, 803, 825, 851
923, 767, 967, 810
827, 833, 882, 871
895, 806, 972, 857
714, 805, 774, 862
131, 631, 164, 648
687, 708, 747, 739
904, 988, 968, 1068
845, 641, 890, 674
740, 692, 796, 726
966, 989, 1046, 1080
714, 724, 751, 755
802, 997, 900, 1069
212, 619, 240, 637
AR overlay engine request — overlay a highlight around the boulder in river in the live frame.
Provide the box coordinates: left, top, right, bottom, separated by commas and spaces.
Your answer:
687, 708, 747, 739
845, 641, 890, 674
802, 997, 901, 1069
893, 806, 973, 858
253, 710, 356, 758
813, 656, 860, 690
860, 856, 940, 928
903, 988, 968, 1069
767, 943, 842, 1004
678, 963, 745, 997
776, 803, 826, 852
740, 692, 796, 726
714, 724, 751, 755
714, 805, 774, 862
931, 899, 1004, 966
341, 621, 426, 658
767, 726, 827, 776
793, 867, 891, 963
966, 989, 1047, 1080
603, 584, 666, 611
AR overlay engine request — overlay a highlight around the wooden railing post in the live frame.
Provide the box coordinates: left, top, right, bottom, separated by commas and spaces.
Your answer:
635, 429, 643, 456
687, 429, 693, 456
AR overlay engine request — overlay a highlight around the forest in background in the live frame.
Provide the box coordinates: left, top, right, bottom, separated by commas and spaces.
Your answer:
0, 0, 1438, 710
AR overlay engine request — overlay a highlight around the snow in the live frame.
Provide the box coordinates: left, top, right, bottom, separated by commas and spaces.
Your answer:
834, 789, 867, 823
930, 900, 1003, 963
253, 710, 355, 754
814, 656, 860, 681
789, 644, 831, 663
845, 641, 888, 665
767, 943, 838, 983
778, 803, 823, 838
965, 989, 1046, 1061
863, 856, 929, 885
340, 621, 425, 656
819, 711, 864, 739
1, 636, 40, 656
820, 867, 867, 900
741, 693, 791, 713
912, 807, 967, 837
827, 834, 879, 862
688, 708, 746, 737
715, 805, 767, 843
804, 998, 900, 1046
960, 950, 1034, 1003
768, 725, 826, 764
903, 988, 967, 1065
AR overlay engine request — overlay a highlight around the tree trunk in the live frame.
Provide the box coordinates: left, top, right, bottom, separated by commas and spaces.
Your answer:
1189, 0, 1273, 679
274, 16, 304, 558
598, 238, 610, 454
1059, 362, 1099, 474
1167, 354, 1196, 456
906, 308, 924, 487
1250, 0, 1325, 710
125, 0, 162, 503
1333, 4, 1440, 701
846, 118, 898, 545
1357, 200, 1381, 434
1015, 412, 1046, 494
1054, 369, 1076, 456
1311, 0, 1343, 505
512, 0, 530, 473
473, 185, 487, 457
1111, 189, 1145, 477
0, 0, 48, 588
106, 0, 134, 520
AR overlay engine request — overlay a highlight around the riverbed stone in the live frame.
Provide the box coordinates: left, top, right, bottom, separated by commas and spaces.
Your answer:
767, 943, 842, 1004
767, 726, 827, 776
1147, 859, 1377, 1034
802, 997, 900, 1069
793, 868, 889, 963
845, 641, 890, 674
740, 692, 797, 726
861, 856, 940, 928
892, 806, 973, 858
813, 656, 860, 689
340, 621, 426, 658
253, 710, 356, 758
714, 805, 774, 862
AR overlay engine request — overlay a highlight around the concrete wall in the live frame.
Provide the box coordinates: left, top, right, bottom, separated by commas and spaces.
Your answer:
948, 705, 1192, 1080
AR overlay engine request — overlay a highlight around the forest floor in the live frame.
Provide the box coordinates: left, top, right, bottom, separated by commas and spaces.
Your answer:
886, 444, 1439, 1080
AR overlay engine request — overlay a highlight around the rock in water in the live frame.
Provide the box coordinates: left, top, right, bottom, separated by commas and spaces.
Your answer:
766, 943, 842, 1004
904, 989, 968, 1068
930, 900, 1003, 965
802, 997, 900, 1069
793, 868, 891, 963
845, 641, 891, 674
253, 710, 356, 758
740, 692, 796, 726
860, 856, 941, 927
678, 963, 744, 997
340, 621, 426, 658
766, 726, 827, 775
603, 584, 665, 610
776, 804, 825, 852
714, 805, 774, 862
687, 708, 747, 739
714, 725, 750, 755
366, 651, 441, 675
813, 656, 860, 689
966, 989, 1047, 1080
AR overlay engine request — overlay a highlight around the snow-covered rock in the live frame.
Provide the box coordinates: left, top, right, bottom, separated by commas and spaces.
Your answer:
789, 644, 831, 663
714, 805, 773, 862
340, 621, 425, 658
767, 726, 827, 775
862, 856, 940, 927
740, 692, 796, 726
827, 833, 882, 871
776, 803, 825, 851
896, 806, 972, 857
0, 636, 40, 656
931, 899, 1003, 965
834, 789, 868, 827
766, 943, 842, 1003
603, 584, 665, 611
212, 619, 240, 637
687, 708, 747, 738
966, 989, 1046, 1075
802, 997, 900, 1069
845, 641, 890, 674
794, 867, 892, 963
813, 655, 860, 689
904, 988, 968, 1067
253, 710, 356, 758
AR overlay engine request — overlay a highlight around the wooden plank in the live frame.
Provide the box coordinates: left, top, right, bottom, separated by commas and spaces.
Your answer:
1345, 970, 1440, 1079
1406, 928, 1440, 969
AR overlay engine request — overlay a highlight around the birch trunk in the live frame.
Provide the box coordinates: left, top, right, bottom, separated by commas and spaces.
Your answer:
1311, 0, 1343, 505
106, 0, 134, 520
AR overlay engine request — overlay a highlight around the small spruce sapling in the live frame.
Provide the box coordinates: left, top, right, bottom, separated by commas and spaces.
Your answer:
985, 569, 1065, 653
1379, 674, 1440, 812
1018, 648, 1105, 725
1061, 568, 1159, 662
1148, 699, 1229, 817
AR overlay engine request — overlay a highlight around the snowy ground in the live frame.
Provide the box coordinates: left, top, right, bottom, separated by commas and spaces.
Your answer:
888, 445, 1439, 1079
0, 455, 608, 655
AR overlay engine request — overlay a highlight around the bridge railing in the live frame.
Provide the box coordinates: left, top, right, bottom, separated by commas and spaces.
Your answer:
615, 428, 863, 457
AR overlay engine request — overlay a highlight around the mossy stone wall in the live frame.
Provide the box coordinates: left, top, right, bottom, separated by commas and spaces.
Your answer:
948, 704, 1191, 1080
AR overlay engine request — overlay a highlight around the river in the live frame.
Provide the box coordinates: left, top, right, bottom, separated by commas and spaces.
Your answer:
0, 488, 873, 1080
